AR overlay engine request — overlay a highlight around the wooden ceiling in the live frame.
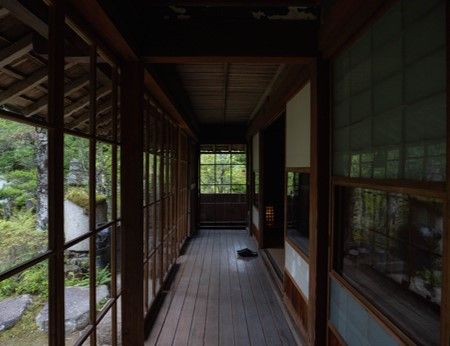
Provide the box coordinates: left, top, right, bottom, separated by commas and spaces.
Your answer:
0, 3, 116, 139
176, 63, 283, 125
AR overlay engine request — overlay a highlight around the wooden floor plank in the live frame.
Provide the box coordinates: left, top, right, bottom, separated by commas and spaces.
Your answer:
218, 231, 235, 346
237, 235, 282, 346
231, 233, 267, 346
188, 229, 214, 344
145, 229, 300, 346
172, 230, 211, 345
155, 232, 207, 345
204, 231, 221, 345
146, 237, 201, 345
226, 231, 251, 346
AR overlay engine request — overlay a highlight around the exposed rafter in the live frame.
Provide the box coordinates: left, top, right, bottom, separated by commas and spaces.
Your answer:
222, 63, 229, 124
64, 86, 111, 118
0, 34, 33, 69
0, 66, 47, 106
67, 100, 112, 128
25, 75, 90, 116
142, 0, 319, 6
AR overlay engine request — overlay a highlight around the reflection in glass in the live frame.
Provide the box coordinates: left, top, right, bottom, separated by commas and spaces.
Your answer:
334, 186, 443, 345
286, 172, 310, 255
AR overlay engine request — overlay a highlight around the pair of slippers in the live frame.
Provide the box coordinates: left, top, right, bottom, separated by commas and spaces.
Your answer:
237, 248, 258, 257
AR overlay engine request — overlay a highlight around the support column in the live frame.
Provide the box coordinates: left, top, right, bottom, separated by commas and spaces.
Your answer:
120, 62, 144, 345
309, 58, 330, 346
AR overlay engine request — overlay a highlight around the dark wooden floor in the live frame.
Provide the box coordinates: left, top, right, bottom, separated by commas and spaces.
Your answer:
146, 229, 301, 346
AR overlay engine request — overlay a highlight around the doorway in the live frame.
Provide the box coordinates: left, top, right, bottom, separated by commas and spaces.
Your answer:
199, 144, 247, 227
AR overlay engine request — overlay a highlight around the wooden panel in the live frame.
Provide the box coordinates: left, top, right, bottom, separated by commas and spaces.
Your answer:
284, 270, 308, 337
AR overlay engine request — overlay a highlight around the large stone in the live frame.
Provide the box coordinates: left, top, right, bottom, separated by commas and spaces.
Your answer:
0, 294, 32, 332
96, 301, 122, 346
36, 286, 108, 334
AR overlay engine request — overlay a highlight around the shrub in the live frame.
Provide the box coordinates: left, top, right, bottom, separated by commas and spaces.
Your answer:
0, 211, 47, 273
0, 263, 48, 299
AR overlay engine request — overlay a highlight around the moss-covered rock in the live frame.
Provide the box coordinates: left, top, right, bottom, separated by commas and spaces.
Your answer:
65, 187, 106, 211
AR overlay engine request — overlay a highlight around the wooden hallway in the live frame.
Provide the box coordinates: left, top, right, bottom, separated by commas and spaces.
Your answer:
146, 229, 301, 346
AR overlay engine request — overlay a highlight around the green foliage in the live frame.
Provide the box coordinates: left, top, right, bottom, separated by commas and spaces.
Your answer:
0, 119, 36, 175
63, 134, 89, 175
199, 152, 247, 194
0, 170, 37, 209
0, 211, 47, 273
64, 266, 111, 287
0, 263, 48, 299
65, 187, 106, 210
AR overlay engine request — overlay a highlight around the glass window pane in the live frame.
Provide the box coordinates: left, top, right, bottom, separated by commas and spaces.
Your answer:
216, 185, 230, 194
334, 186, 443, 345
0, 6, 49, 121
231, 153, 246, 164
64, 27, 92, 134
96, 56, 114, 141
215, 165, 231, 185
332, 0, 447, 182
96, 142, 113, 224
231, 184, 246, 194
64, 242, 91, 344
0, 120, 48, 274
215, 153, 230, 164
200, 153, 214, 164
0, 261, 49, 345
200, 165, 215, 185
64, 135, 90, 243
286, 172, 310, 255
231, 165, 246, 185
96, 311, 113, 346
96, 227, 111, 315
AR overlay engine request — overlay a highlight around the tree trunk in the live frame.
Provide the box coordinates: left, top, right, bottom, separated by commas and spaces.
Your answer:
35, 127, 48, 231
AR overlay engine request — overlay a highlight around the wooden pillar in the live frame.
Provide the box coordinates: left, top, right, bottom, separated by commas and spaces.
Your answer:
120, 61, 145, 345
308, 58, 330, 346
47, 1, 65, 345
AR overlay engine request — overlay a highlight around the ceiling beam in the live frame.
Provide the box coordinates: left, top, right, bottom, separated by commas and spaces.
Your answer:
249, 64, 285, 120
247, 63, 310, 137
25, 74, 90, 117
0, 0, 48, 38
222, 63, 229, 124
141, 20, 317, 63
143, 0, 319, 6
0, 34, 33, 69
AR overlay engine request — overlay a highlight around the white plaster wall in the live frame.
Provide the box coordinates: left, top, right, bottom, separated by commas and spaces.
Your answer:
286, 82, 311, 168
252, 132, 259, 171
285, 241, 309, 299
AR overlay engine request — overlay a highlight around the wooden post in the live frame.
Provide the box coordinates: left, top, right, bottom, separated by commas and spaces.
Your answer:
309, 58, 330, 346
47, 1, 65, 345
120, 61, 145, 345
